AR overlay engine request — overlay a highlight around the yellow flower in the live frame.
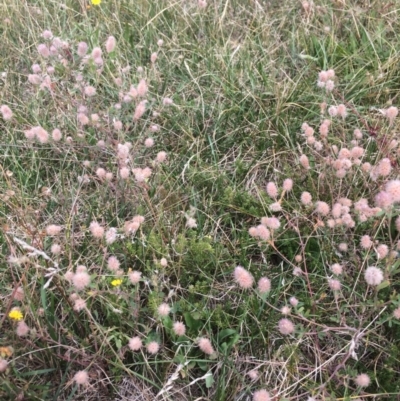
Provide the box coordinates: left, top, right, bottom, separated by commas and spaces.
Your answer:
111, 279, 122, 287
8, 309, 23, 321
91, 0, 101, 4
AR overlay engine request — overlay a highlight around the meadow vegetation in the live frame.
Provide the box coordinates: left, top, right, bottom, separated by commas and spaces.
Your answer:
1, 0, 400, 400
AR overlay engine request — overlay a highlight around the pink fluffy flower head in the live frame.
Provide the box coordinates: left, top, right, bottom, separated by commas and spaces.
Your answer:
73, 298, 86, 311
1, 105, 13, 121
146, 341, 160, 354
37, 43, 50, 58
198, 337, 215, 355
385, 180, 400, 203
133, 100, 147, 121
137, 79, 148, 97
46, 224, 62, 236
72, 271, 91, 291
330, 263, 343, 275
257, 277, 271, 294
234, 266, 254, 289
105, 36, 116, 53
328, 278, 341, 291
261, 217, 280, 230
354, 373, 370, 387
150, 52, 158, 63
173, 321, 186, 336
385, 106, 398, 125
283, 178, 293, 191
77, 41, 88, 57
107, 256, 120, 271
84, 85, 96, 97
129, 271, 142, 284
360, 235, 373, 249
364, 266, 384, 286
266, 182, 278, 199
0, 359, 8, 373
278, 318, 295, 335
299, 154, 310, 169
301, 191, 312, 205
16, 321, 30, 337
73, 370, 89, 386
106, 228, 117, 244
253, 389, 270, 401
315, 201, 330, 216
90, 221, 104, 239
157, 303, 171, 317
128, 336, 142, 351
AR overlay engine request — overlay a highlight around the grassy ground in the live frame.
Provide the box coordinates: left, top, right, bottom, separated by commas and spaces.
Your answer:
1, 0, 400, 400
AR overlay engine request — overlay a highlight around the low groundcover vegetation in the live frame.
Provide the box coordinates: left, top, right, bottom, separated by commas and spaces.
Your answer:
1, 0, 400, 400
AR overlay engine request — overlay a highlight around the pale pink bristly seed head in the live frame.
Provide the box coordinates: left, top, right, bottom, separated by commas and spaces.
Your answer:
28, 74, 41, 85
73, 370, 89, 386
92, 47, 102, 59
0, 359, 8, 372
376, 244, 389, 259
46, 224, 62, 236
315, 201, 330, 216
37, 43, 50, 57
105, 36, 116, 53
163, 97, 173, 105
157, 303, 171, 317
89, 221, 104, 239
355, 373, 370, 387
52, 129, 62, 141
234, 266, 254, 289
77, 41, 88, 57
247, 370, 259, 380
72, 271, 91, 291
129, 336, 142, 351
173, 321, 186, 336
16, 321, 30, 337
13, 287, 24, 301
120, 167, 130, 180
253, 389, 270, 401
150, 52, 158, 63
330, 263, 343, 275
146, 341, 160, 354
137, 79, 148, 97
278, 318, 295, 335
364, 266, 384, 286
133, 101, 147, 120
129, 271, 142, 284
328, 278, 341, 291
84, 86, 96, 97
73, 298, 86, 311
385, 106, 398, 125
198, 337, 214, 355
107, 256, 120, 271
385, 180, 400, 202
257, 277, 271, 293
360, 235, 373, 249
156, 151, 167, 162
299, 154, 310, 169
283, 178, 293, 191
266, 182, 278, 199
106, 228, 117, 244
96, 168, 106, 180
144, 137, 154, 147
